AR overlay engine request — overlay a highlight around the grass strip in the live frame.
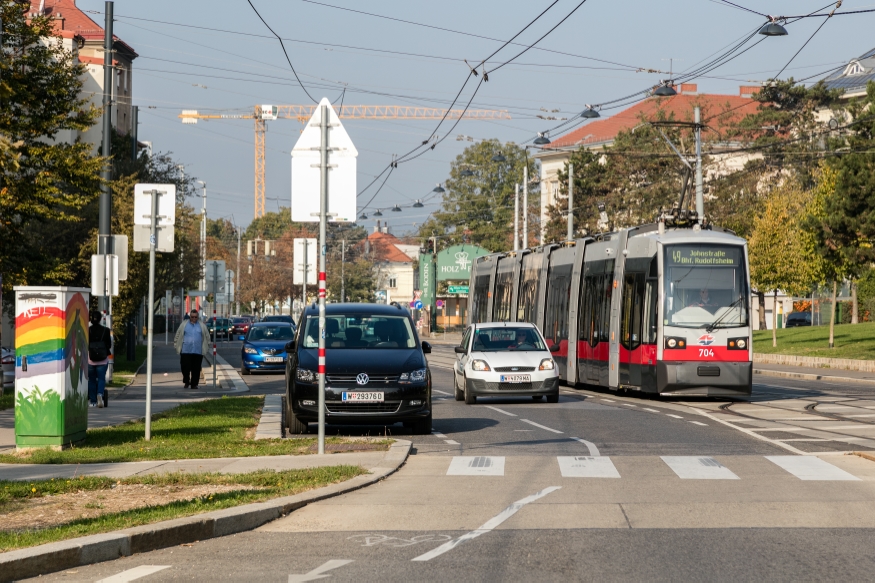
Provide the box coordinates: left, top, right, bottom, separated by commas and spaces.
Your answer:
0, 466, 365, 552
0, 387, 12, 411
753, 321, 875, 361
0, 396, 391, 464
108, 344, 148, 388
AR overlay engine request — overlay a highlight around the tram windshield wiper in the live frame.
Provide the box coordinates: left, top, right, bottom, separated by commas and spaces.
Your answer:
705, 296, 746, 333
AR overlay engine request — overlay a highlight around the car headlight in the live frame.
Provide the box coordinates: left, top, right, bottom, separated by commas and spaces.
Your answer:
539, 358, 555, 371
471, 359, 491, 371
400, 368, 427, 383
243, 346, 258, 354
296, 368, 317, 383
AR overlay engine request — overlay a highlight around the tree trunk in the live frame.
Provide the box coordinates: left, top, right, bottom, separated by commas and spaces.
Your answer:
829, 280, 837, 349
852, 280, 859, 324
757, 290, 766, 331
772, 290, 777, 348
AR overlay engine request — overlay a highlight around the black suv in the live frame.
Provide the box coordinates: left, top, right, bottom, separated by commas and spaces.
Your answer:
285, 303, 432, 434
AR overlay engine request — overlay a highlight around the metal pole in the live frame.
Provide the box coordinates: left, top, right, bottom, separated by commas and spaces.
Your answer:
201, 183, 207, 297
567, 162, 574, 241
98, 2, 114, 311
165, 290, 170, 345
235, 230, 241, 316
302, 238, 308, 308
131, 105, 138, 162
317, 105, 329, 455
144, 190, 158, 441
212, 261, 218, 391
514, 184, 519, 251
695, 106, 704, 219
340, 239, 345, 303
523, 166, 528, 249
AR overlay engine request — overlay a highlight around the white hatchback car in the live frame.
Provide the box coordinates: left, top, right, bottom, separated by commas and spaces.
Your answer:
453, 322, 560, 404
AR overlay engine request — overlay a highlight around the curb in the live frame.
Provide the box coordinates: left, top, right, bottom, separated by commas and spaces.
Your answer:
753, 368, 875, 386
254, 395, 283, 439
0, 440, 411, 582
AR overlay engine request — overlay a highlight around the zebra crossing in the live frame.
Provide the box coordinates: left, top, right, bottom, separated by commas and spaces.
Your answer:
444, 455, 863, 481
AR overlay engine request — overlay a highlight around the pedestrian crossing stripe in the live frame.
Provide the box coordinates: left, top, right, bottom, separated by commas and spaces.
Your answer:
661, 456, 740, 480
557, 456, 620, 478
766, 456, 861, 481
447, 456, 505, 476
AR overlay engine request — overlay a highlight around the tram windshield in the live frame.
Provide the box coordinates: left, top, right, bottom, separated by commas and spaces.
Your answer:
663, 244, 749, 329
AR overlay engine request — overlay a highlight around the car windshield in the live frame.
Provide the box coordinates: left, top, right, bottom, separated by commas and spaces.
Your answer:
472, 327, 547, 352
232, 318, 248, 324
248, 326, 295, 341
301, 315, 416, 349
663, 244, 749, 329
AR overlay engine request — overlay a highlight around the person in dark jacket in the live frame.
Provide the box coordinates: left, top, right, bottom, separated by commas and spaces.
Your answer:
88, 310, 112, 408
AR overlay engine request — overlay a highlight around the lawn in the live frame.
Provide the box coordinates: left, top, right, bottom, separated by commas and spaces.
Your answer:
0, 396, 391, 464
0, 387, 12, 411
752, 321, 875, 361
108, 344, 147, 388
0, 466, 365, 552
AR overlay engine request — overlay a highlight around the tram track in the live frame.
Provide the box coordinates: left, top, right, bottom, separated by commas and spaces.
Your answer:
719, 401, 875, 427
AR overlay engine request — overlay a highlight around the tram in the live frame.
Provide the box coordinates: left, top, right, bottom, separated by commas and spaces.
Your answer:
468, 211, 752, 396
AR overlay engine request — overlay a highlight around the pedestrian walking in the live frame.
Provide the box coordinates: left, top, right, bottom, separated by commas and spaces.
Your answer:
87, 310, 112, 408
174, 309, 212, 389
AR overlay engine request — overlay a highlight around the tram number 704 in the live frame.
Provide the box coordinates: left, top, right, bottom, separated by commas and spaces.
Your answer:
698, 348, 715, 358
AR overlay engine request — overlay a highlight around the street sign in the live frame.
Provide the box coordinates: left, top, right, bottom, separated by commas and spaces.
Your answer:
291, 98, 357, 222
133, 224, 174, 252
134, 184, 176, 226
436, 300, 445, 308
448, 285, 469, 294
90, 254, 119, 297
205, 260, 226, 295
188, 290, 207, 297
414, 300, 423, 310
293, 238, 317, 285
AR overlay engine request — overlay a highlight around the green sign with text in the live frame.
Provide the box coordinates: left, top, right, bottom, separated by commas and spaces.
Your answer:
448, 285, 469, 294
435, 245, 491, 282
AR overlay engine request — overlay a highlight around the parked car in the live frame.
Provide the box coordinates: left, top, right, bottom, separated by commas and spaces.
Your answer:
453, 322, 560, 404
262, 315, 295, 327
230, 317, 254, 340
207, 317, 231, 339
285, 303, 432, 435
785, 312, 812, 328
241, 323, 296, 375
1, 346, 13, 390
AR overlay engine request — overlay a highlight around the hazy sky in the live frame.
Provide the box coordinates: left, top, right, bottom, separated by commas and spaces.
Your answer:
77, 0, 874, 233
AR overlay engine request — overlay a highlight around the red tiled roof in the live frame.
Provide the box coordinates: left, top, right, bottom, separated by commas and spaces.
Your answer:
548, 93, 759, 149
27, 0, 137, 57
367, 231, 414, 263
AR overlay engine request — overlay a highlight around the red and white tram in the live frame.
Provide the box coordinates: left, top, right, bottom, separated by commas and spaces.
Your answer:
468, 218, 752, 396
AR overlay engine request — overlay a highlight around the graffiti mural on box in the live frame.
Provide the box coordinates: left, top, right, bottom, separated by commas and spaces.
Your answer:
14, 291, 89, 438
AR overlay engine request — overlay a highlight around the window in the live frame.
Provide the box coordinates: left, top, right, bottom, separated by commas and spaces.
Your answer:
302, 315, 416, 349
472, 326, 547, 352
388, 275, 397, 288
621, 273, 644, 350
844, 60, 865, 76
544, 261, 572, 344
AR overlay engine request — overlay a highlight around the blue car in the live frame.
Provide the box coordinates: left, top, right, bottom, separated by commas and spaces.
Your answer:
241, 322, 296, 375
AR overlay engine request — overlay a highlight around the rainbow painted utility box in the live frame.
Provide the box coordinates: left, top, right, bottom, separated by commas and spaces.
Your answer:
14, 287, 90, 448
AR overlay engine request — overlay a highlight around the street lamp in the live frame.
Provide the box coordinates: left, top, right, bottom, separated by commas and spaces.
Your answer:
373, 209, 383, 217
433, 183, 446, 193
460, 168, 475, 177
392, 205, 402, 212
533, 133, 551, 146
581, 105, 601, 119
653, 82, 677, 97
413, 200, 425, 208
358, 212, 368, 220
759, 19, 788, 36
492, 152, 506, 163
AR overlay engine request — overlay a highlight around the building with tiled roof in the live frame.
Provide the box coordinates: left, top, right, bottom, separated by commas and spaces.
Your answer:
534, 84, 762, 241
27, 0, 138, 152
822, 47, 875, 99
364, 222, 419, 305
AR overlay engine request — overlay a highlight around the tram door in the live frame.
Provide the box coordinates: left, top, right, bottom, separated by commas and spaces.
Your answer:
578, 258, 613, 386
619, 272, 645, 387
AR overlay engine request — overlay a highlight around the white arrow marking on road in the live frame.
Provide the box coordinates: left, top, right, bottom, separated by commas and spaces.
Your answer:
96, 566, 171, 583
412, 486, 561, 561
569, 436, 600, 456
288, 560, 354, 582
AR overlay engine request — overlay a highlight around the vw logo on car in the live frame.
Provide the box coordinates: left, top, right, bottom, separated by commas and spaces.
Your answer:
356, 373, 369, 385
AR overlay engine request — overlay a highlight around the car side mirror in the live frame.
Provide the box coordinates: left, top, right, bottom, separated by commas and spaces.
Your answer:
549, 344, 561, 353
421, 341, 432, 354
454, 346, 466, 354
284, 340, 296, 351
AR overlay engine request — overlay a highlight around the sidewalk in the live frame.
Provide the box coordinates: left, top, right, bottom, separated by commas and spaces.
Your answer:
0, 344, 248, 452
753, 361, 875, 386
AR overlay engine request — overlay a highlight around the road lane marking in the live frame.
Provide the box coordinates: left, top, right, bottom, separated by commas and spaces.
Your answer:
412, 486, 561, 561
447, 456, 505, 476
689, 421, 708, 426
623, 403, 637, 407
445, 439, 460, 445
97, 566, 171, 583
661, 456, 740, 480
432, 389, 451, 395
601, 399, 616, 403
766, 456, 861, 481
666, 414, 683, 419
558, 456, 620, 478
690, 407, 807, 455
570, 437, 600, 456
520, 419, 564, 434
485, 405, 517, 417
289, 560, 354, 582
431, 431, 448, 438
642, 407, 660, 413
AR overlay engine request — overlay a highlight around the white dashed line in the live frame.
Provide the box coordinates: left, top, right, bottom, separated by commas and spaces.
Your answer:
642, 407, 660, 413
485, 405, 517, 417
689, 421, 708, 426
445, 440, 460, 445
601, 399, 616, 403
520, 419, 564, 434
623, 403, 637, 407
432, 389, 451, 395
432, 431, 449, 439
666, 414, 684, 419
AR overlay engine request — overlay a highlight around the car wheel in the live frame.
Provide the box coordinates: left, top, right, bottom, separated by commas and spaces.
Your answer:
240, 364, 250, 376
287, 400, 308, 434
412, 414, 432, 435
454, 374, 464, 401
546, 392, 559, 403
532, 395, 543, 401
464, 379, 476, 405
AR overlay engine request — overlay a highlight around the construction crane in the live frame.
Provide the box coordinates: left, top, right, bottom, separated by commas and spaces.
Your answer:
179, 105, 512, 218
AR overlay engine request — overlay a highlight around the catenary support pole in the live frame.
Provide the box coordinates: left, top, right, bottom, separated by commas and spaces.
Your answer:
317, 105, 329, 455
213, 261, 218, 391
98, 2, 114, 311
514, 184, 519, 251
302, 238, 308, 308
235, 229, 241, 316
341, 239, 345, 303
144, 190, 159, 441
695, 106, 704, 219
567, 162, 574, 241
523, 166, 528, 249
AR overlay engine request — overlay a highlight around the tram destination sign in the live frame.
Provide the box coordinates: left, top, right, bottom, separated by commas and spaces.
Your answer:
667, 246, 741, 267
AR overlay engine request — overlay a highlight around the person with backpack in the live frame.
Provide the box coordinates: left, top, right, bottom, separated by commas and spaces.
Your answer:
88, 310, 112, 408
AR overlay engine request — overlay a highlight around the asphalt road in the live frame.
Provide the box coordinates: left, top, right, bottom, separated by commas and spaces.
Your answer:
30, 343, 875, 582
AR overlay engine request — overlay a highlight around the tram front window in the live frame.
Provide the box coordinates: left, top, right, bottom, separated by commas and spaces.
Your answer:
664, 244, 749, 328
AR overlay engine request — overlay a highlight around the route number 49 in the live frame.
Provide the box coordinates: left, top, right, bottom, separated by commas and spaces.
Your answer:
699, 348, 714, 357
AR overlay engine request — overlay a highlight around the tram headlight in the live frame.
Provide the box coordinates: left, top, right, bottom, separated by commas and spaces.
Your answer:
728, 337, 748, 350
665, 337, 686, 349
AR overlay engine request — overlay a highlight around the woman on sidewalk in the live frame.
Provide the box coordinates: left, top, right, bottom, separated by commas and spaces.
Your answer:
87, 310, 112, 408
173, 309, 213, 389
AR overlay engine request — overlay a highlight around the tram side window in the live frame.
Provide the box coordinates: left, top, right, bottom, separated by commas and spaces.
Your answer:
621, 273, 644, 350
545, 276, 570, 343
493, 283, 512, 322
471, 275, 490, 324
599, 274, 613, 343
517, 279, 537, 323
579, 276, 593, 342
642, 277, 658, 344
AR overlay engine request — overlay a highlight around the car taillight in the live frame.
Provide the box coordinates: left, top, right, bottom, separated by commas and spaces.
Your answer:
1, 356, 13, 365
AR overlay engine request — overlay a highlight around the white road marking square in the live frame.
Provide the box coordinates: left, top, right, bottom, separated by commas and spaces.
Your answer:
661, 456, 740, 480
558, 456, 620, 478
766, 456, 861, 481
447, 456, 505, 476
96, 566, 171, 583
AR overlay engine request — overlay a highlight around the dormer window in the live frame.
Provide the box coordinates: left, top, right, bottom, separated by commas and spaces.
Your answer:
844, 60, 865, 76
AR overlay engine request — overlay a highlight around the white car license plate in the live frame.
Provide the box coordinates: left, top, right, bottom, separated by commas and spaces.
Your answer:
263, 356, 284, 363
342, 391, 384, 403
500, 374, 531, 383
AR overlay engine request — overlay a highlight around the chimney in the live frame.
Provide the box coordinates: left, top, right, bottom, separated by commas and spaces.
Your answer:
374, 220, 381, 234
383, 223, 389, 234
739, 85, 759, 98
679, 83, 697, 95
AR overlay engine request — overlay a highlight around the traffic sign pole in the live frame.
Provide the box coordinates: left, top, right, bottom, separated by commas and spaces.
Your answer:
144, 190, 159, 442
317, 104, 328, 456
213, 261, 218, 392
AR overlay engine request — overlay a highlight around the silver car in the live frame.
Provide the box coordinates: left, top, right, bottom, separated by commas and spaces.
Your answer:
2, 346, 13, 390
453, 322, 560, 404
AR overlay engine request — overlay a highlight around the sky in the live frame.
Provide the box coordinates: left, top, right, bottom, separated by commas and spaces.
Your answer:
76, 0, 875, 235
